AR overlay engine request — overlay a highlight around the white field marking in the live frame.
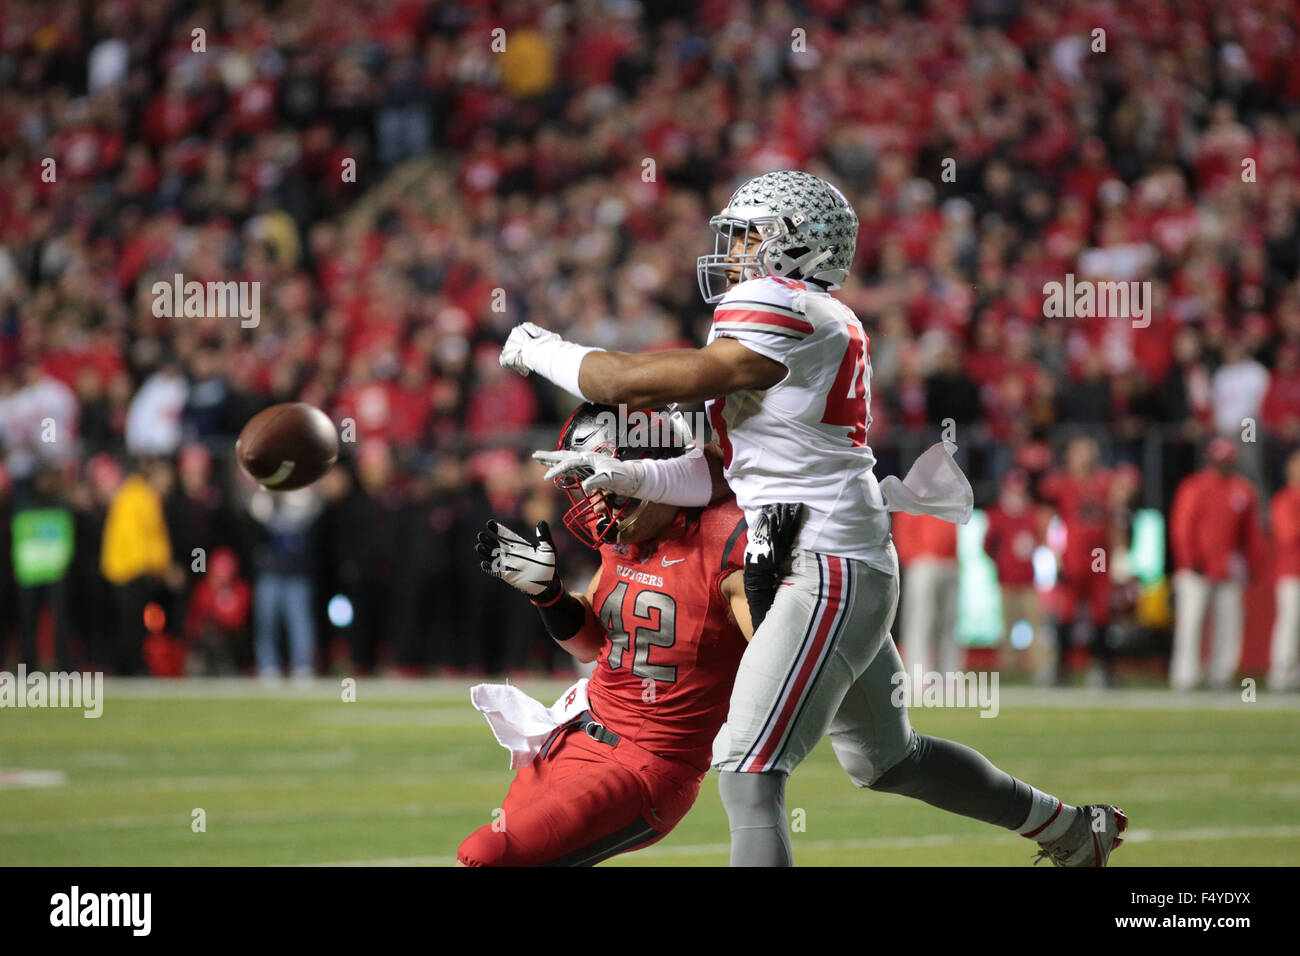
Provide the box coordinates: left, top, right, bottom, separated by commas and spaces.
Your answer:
647, 823, 1300, 855
0, 751, 131, 768
0, 770, 68, 789
1, 767, 509, 796
792, 753, 1300, 783
1002, 754, 1300, 773
92, 677, 517, 701
244, 748, 358, 769
91, 679, 1300, 711
1117, 773, 1241, 791
953, 687, 1300, 711
1117, 824, 1300, 843
811, 778, 1300, 809
1091, 783, 1300, 803
1259, 780, 1300, 796
0, 800, 485, 837
0, 749, 477, 772
301, 822, 1300, 867
954, 735, 1299, 756
982, 759, 1300, 780
306, 708, 488, 728
90, 773, 339, 792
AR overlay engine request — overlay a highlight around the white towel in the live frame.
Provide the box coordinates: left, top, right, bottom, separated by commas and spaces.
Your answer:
469, 678, 591, 769
879, 441, 974, 525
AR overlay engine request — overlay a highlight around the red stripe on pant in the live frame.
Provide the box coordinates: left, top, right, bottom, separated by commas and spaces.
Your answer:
749, 555, 846, 772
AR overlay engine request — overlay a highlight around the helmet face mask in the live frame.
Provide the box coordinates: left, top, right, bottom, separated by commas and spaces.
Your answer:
553, 403, 691, 550
697, 216, 786, 303
557, 472, 649, 550
696, 170, 859, 304
562, 488, 655, 550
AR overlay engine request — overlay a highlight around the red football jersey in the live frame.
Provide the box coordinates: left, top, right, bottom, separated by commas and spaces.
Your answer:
983, 504, 1041, 588
1039, 469, 1113, 576
585, 500, 749, 773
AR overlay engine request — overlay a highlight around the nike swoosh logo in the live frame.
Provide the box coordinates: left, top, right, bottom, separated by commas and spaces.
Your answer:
662, 556, 686, 567
524, 328, 542, 339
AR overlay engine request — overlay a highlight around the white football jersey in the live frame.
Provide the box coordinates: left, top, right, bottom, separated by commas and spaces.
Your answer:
704, 276, 895, 573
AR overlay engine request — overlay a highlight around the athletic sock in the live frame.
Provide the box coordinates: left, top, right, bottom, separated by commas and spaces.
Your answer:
1016, 790, 1078, 843
866, 734, 1033, 830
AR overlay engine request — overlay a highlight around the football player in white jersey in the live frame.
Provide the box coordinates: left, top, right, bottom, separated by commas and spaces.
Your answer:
500, 170, 1126, 866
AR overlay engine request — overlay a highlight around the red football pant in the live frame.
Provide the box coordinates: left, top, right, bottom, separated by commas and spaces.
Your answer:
1055, 571, 1110, 627
457, 728, 701, 866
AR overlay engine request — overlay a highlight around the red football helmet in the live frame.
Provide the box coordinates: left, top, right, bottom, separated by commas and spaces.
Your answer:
553, 402, 694, 549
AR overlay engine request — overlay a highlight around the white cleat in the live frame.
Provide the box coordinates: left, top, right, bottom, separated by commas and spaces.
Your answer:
1034, 805, 1128, 867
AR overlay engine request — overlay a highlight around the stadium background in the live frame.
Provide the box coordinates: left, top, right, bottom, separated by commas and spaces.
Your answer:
2, 0, 1299, 866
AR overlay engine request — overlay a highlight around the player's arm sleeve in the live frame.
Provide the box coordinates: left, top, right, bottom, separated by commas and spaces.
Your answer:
635, 449, 713, 507
538, 596, 604, 664
576, 337, 784, 407
535, 566, 606, 663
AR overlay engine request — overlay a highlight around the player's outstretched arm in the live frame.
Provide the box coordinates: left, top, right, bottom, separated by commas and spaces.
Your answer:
475, 520, 607, 663
499, 321, 784, 407
534, 441, 732, 508
578, 338, 786, 407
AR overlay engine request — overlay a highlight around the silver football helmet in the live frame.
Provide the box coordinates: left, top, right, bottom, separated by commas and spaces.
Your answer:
697, 170, 859, 303
552, 402, 694, 549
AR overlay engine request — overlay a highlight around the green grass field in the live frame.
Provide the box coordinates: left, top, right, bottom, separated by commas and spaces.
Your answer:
2, 679, 1298, 866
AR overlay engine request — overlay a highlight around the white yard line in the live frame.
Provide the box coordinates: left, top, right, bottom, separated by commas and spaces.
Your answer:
302, 822, 1300, 867
0, 801, 479, 837
90, 679, 1300, 711
0, 770, 68, 789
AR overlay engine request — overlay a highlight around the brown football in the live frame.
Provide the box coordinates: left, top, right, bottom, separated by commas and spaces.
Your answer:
236, 402, 339, 491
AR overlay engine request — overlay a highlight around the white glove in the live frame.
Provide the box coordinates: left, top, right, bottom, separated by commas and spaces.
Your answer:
476, 520, 560, 599
533, 450, 647, 498
500, 322, 562, 376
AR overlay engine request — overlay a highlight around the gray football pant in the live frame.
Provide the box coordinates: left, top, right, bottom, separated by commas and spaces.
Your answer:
714, 549, 1031, 866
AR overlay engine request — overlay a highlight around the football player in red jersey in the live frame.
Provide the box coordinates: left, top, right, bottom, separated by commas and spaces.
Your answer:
500, 171, 1127, 867
456, 403, 752, 866
1038, 436, 1116, 686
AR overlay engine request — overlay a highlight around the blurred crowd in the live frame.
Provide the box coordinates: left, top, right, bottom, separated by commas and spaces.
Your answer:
2, 0, 1300, 683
